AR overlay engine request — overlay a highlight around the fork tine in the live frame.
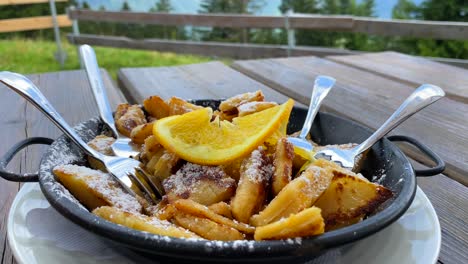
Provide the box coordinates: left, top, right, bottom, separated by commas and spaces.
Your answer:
126, 171, 159, 204
135, 166, 164, 199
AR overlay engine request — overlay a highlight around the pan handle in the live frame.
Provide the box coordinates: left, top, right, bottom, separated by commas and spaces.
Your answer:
0, 137, 54, 182
387, 135, 445, 177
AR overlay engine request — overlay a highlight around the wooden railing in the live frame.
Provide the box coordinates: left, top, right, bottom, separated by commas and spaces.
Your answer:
0, 0, 71, 66
68, 9, 468, 40
0, 0, 71, 33
67, 9, 468, 67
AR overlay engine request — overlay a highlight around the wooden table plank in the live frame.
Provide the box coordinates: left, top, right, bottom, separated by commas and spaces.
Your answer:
231, 57, 467, 264
117, 61, 298, 105
0, 70, 125, 264
232, 56, 468, 186
327, 51, 468, 104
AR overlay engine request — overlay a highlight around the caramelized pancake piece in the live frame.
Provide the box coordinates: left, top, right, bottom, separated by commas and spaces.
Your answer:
114, 103, 130, 120
272, 137, 294, 195
173, 212, 244, 241
218, 91, 265, 121
219, 91, 265, 112
314, 170, 393, 229
152, 150, 180, 181
87, 135, 115, 170
254, 207, 324, 240
167, 97, 203, 116
88, 135, 115, 155
53, 164, 142, 213
93, 206, 199, 239
250, 164, 333, 227
208, 202, 233, 219
140, 135, 162, 164
130, 121, 155, 144
173, 199, 255, 234
237, 101, 278, 117
163, 163, 236, 205
144, 95, 170, 119
231, 148, 273, 223
115, 105, 147, 137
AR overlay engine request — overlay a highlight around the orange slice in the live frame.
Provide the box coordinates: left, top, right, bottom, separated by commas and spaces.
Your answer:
153, 99, 294, 165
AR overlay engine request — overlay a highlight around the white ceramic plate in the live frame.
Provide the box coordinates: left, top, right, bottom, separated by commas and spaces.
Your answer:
8, 183, 441, 264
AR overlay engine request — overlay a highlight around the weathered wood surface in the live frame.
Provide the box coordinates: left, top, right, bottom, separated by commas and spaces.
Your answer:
0, 70, 125, 264
231, 56, 468, 264
0, 0, 67, 5
328, 51, 468, 104
117, 61, 302, 106
68, 9, 468, 40
0, 15, 71, 33
232, 56, 468, 186
68, 34, 359, 60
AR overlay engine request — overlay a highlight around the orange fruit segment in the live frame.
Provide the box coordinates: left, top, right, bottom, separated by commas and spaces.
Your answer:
153, 99, 295, 165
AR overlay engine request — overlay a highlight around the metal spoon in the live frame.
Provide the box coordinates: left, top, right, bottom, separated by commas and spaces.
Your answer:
287, 75, 335, 159
315, 84, 445, 171
79, 44, 139, 158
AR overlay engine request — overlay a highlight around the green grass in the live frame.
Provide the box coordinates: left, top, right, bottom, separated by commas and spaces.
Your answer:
0, 38, 212, 79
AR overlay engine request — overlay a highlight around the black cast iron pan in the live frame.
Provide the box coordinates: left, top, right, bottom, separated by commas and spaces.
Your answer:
0, 100, 444, 263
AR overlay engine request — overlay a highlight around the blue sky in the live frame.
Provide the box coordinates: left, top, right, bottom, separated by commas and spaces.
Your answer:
78, 0, 424, 19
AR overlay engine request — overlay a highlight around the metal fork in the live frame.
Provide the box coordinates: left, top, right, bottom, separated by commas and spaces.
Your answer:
287, 75, 335, 159
0, 71, 161, 203
79, 44, 140, 158
314, 84, 445, 171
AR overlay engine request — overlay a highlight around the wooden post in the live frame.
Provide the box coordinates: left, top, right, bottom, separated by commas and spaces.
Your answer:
49, 0, 66, 67
68, 5, 82, 68
285, 9, 295, 57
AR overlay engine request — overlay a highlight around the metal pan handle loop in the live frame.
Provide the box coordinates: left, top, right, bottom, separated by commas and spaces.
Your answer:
388, 135, 445, 177
0, 137, 54, 182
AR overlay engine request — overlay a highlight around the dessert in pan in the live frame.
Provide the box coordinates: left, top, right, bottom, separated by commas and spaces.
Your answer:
53, 90, 392, 242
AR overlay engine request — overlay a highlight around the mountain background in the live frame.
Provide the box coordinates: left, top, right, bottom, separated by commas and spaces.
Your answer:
76, 0, 424, 18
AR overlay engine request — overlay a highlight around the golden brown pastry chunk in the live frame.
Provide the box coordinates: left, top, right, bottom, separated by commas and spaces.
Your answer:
314, 169, 393, 229
87, 135, 115, 156
130, 121, 154, 144
115, 105, 147, 137
250, 164, 333, 227
271, 137, 294, 195
173, 211, 244, 241
53, 164, 142, 213
231, 148, 273, 223
167, 97, 203, 116
237, 101, 278, 117
254, 206, 324, 240
143, 95, 170, 119
163, 163, 236, 205
173, 199, 255, 234
87, 135, 116, 170
218, 91, 265, 121
93, 206, 199, 239
114, 103, 130, 120
208, 202, 233, 219
219, 90, 265, 113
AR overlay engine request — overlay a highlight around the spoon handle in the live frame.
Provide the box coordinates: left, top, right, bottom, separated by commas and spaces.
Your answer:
79, 44, 119, 137
0, 71, 104, 160
299, 75, 335, 140
353, 84, 445, 155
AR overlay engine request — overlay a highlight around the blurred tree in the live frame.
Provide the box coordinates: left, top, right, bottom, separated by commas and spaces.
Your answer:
392, 0, 418, 19
147, 0, 187, 40
279, 0, 378, 50
391, 0, 468, 59
197, 0, 266, 42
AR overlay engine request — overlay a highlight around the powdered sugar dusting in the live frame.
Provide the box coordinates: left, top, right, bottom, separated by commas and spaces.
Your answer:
243, 148, 273, 184
54, 164, 142, 213
163, 163, 235, 197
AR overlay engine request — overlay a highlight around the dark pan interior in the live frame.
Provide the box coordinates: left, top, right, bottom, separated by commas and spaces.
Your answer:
38, 101, 416, 262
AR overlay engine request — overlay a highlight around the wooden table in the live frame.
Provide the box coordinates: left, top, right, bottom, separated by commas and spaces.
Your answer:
0, 52, 466, 264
